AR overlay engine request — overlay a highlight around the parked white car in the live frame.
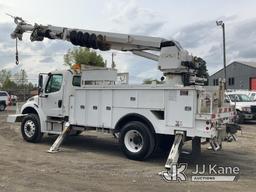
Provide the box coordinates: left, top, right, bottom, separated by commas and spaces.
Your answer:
225, 92, 256, 123
226, 89, 256, 101
0, 91, 10, 111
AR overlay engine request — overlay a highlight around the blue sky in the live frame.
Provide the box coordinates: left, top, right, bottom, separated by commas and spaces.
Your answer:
0, 0, 256, 83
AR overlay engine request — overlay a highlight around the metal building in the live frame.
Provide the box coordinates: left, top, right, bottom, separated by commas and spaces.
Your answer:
209, 61, 256, 90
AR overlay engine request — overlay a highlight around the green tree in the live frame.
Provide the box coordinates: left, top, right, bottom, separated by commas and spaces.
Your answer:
0, 69, 11, 85
195, 57, 209, 85
13, 69, 28, 85
64, 47, 105, 67
196, 57, 209, 78
2, 78, 17, 90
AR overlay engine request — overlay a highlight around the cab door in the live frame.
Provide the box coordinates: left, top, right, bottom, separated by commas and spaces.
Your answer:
40, 74, 64, 117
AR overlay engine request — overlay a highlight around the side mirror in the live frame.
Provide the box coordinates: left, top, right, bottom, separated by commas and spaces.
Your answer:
38, 74, 43, 95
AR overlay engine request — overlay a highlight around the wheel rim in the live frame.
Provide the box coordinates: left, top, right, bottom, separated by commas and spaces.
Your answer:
24, 120, 36, 138
0, 105, 4, 111
124, 130, 144, 153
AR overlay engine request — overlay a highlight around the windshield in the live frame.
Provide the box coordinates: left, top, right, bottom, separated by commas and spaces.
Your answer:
250, 93, 256, 101
228, 94, 252, 102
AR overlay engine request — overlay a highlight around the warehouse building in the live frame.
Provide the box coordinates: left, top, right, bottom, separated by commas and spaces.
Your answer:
209, 61, 256, 90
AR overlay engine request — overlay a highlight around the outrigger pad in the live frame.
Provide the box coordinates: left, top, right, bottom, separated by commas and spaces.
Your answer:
226, 123, 241, 134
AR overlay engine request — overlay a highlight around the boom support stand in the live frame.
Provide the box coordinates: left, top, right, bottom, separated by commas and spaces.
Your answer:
47, 122, 71, 153
165, 131, 185, 169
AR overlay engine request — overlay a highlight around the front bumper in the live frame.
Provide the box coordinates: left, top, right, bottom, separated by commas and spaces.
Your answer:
243, 113, 254, 120
7, 114, 27, 123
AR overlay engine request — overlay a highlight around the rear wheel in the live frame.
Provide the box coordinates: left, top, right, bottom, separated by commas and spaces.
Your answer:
119, 121, 155, 160
21, 114, 43, 143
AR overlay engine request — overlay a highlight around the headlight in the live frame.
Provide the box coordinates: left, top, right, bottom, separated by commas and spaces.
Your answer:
241, 107, 251, 113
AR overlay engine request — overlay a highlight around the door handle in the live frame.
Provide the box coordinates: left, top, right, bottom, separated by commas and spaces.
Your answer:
58, 100, 62, 108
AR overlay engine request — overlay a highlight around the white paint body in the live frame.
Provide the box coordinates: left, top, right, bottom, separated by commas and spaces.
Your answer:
16, 69, 233, 140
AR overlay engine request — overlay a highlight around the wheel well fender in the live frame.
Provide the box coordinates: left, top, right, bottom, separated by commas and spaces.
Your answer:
114, 113, 155, 134
0, 101, 6, 104
22, 107, 39, 116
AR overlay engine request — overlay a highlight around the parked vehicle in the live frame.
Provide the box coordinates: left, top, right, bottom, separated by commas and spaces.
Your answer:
10, 95, 18, 105
0, 91, 10, 111
8, 17, 240, 170
225, 92, 256, 123
226, 89, 256, 101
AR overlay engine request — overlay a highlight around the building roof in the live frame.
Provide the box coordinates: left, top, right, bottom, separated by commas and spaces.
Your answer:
238, 61, 256, 68
210, 61, 256, 77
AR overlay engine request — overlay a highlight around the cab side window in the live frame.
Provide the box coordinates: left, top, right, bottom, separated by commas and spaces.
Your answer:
45, 74, 63, 93
72, 76, 81, 87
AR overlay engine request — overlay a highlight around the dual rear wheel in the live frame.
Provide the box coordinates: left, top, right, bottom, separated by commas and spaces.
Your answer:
119, 121, 156, 160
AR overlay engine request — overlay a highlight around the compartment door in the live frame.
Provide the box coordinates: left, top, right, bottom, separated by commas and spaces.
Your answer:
166, 90, 195, 128
100, 90, 113, 128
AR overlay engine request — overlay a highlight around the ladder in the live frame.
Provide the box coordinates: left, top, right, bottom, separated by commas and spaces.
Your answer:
47, 122, 71, 153
165, 131, 185, 169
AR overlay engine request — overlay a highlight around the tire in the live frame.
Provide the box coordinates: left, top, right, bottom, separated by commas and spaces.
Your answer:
21, 114, 43, 143
236, 111, 245, 124
119, 121, 155, 160
0, 103, 6, 111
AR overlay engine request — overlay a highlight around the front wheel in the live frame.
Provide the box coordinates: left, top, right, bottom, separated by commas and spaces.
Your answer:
0, 103, 6, 111
119, 121, 155, 160
21, 114, 43, 143
236, 111, 245, 124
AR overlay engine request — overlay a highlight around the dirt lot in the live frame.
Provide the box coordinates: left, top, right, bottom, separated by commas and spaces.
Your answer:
0, 110, 256, 192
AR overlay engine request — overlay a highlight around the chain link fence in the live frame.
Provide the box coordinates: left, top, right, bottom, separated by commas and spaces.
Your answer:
3, 88, 37, 103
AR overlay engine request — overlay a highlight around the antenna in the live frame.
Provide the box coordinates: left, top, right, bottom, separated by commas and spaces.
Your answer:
5, 13, 25, 24
5, 13, 15, 18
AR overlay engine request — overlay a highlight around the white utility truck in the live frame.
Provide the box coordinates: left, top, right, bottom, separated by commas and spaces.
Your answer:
8, 17, 240, 169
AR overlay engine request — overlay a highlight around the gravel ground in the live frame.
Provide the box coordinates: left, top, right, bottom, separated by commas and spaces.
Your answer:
0, 110, 255, 192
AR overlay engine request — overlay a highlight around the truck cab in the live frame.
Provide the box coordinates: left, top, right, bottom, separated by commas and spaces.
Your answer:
18, 70, 75, 136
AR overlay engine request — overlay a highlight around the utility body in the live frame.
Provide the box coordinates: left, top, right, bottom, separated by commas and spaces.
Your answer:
7, 17, 240, 168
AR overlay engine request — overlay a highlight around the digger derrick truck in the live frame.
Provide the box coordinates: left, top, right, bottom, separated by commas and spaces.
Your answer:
8, 17, 240, 170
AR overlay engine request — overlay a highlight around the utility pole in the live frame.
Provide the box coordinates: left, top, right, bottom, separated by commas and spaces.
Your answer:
216, 20, 227, 89
21, 69, 26, 101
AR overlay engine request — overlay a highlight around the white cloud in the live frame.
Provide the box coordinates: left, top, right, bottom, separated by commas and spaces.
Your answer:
1, 0, 256, 83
